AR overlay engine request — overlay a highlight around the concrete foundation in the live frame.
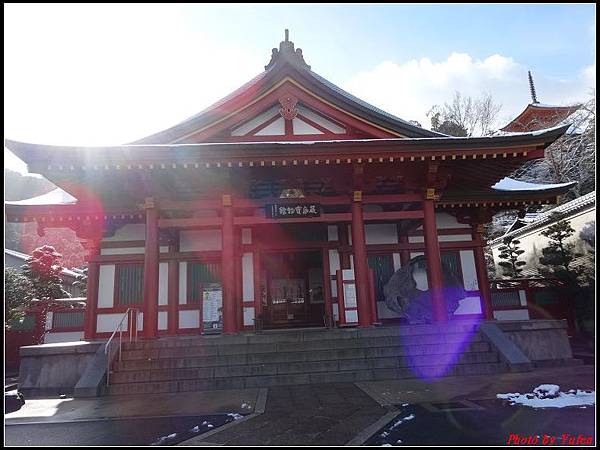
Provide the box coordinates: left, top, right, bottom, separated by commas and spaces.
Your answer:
18, 341, 103, 397
495, 319, 574, 362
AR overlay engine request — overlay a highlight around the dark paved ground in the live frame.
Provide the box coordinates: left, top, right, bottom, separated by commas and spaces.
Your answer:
365, 401, 596, 446
5, 414, 235, 446
192, 383, 388, 446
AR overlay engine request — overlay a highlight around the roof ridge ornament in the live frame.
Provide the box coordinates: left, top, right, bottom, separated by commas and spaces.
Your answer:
265, 28, 311, 71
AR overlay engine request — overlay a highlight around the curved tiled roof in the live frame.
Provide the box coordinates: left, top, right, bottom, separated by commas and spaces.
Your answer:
490, 190, 596, 245
130, 35, 442, 144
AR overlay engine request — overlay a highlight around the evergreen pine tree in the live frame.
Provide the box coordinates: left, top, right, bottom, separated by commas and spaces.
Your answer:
497, 236, 527, 278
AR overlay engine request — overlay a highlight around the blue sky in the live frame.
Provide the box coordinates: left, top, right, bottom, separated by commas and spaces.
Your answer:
181, 4, 595, 80
4, 4, 595, 174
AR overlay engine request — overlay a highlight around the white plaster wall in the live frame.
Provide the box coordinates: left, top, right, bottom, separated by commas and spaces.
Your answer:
101, 245, 168, 255
97, 313, 129, 333
231, 106, 279, 136
180, 230, 222, 252
297, 106, 345, 134
365, 224, 398, 245
413, 267, 429, 290
329, 249, 340, 275
393, 253, 402, 271
408, 234, 472, 244
103, 224, 145, 242
98, 265, 115, 308
158, 311, 168, 331
519, 290, 528, 306
453, 296, 482, 315
179, 310, 200, 329
257, 117, 286, 135
101, 247, 145, 255
459, 250, 479, 291
159, 262, 168, 306
44, 331, 84, 344
244, 307, 255, 326
345, 310, 358, 323
491, 208, 595, 275
329, 249, 340, 297
242, 253, 254, 301
493, 309, 530, 320
292, 118, 323, 135
332, 303, 339, 320
439, 235, 472, 242
179, 262, 187, 304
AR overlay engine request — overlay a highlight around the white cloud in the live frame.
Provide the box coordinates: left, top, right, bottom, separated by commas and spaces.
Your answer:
3, 4, 595, 175
342, 52, 595, 130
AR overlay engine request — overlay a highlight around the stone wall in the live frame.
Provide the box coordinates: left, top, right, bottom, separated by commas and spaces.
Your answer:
496, 319, 573, 361
18, 341, 102, 397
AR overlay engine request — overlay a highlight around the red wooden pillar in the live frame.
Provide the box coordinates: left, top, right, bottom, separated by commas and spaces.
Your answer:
83, 242, 99, 340
368, 268, 379, 324
167, 233, 179, 334
221, 194, 237, 334
351, 191, 372, 327
322, 248, 334, 327
253, 250, 262, 329
473, 226, 494, 320
142, 199, 159, 338
399, 234, 410, 266
338, 223, 351, 269
423, 199, 447, 323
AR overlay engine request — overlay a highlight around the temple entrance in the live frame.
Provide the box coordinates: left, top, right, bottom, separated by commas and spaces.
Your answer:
261, 250, 325, 329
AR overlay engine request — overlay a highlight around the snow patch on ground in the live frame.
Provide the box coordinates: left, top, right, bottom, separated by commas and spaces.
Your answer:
497, 385, 595, 408
151, 433, 178, 445
389, 414, 416, 430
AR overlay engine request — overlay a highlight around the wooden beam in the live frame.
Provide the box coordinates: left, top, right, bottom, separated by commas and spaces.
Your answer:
158, 217, 222, 229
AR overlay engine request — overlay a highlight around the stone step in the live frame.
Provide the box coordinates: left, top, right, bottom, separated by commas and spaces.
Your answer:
120, 332, 483, 360
109, 351, 500, 384
114, 341, 492, 371
122, 323, 480, 351
108, 361, 508, 395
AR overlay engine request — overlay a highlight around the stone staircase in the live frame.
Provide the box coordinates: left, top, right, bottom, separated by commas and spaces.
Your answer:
108, 323, 507, 395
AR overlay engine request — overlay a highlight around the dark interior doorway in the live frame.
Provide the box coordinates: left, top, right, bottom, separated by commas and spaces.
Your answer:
261, 250, 325, 329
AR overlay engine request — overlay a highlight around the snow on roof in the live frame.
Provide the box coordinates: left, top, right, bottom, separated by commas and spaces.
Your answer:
497, 104, 585, 136
5, 248, 29, 261
490, 190, 596, 245
5, 188, 77, 206
492, 177, 576, 192
529, 102, 581, 109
